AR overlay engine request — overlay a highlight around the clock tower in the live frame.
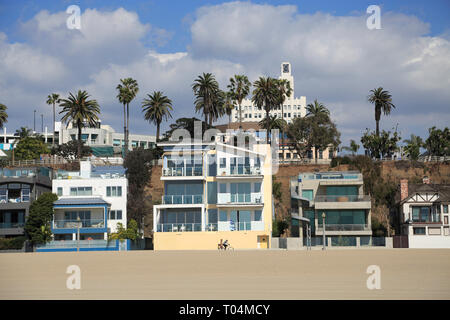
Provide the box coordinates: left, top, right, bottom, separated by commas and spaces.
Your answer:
280, 62, 294, 98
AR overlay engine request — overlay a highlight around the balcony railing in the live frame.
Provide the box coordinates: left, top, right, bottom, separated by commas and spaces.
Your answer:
156, 223, 202, 232
217, 193, 263, 204
218, 221, 264, 231
53, 219, 105, 229
218, 166, 262, 176
317, 224, 369, 231
162, 194, 204, 205
314, 195, 371, 202
0, 222, 25, 229
162, 166, 203, 177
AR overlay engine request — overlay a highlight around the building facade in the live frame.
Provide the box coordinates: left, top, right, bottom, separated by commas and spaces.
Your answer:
231, 62, 307, 124
153, 133, 273, 250
51, 161, 127, 241
0, 167, 53, 238
290, 171, 372, 246
395, 178, 450, 248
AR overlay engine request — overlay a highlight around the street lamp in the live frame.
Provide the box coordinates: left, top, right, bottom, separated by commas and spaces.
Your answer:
322, 212, 326, 250
77, 215, 81, 252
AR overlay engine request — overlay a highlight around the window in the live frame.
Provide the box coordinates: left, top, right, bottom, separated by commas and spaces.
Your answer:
302, 190, 314, 201
444, 205, 449, 214
57, 187, 63, 196
219, 183, 226, 193
107, 186, 122, 197
219, 210, 228, 222
21, 187, 30, 202
219, 158, 226, 168
412, 206, 432, 222
413, 227, 426, 235
110, 210, 122, 220
445, 216, 449, 225
254, 210, 262, 221
70, 187, 92, 196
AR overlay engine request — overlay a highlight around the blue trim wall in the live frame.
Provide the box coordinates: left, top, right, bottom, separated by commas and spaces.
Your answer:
36, 239, 130, 252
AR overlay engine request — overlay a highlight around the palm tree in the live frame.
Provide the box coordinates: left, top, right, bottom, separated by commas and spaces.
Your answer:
341, 139, 360, 156
192, 73, 220, 126
275, 79, 292, 148
259, 115, 287, 133
306, 99, 330, 118
368, 87, 395, 137
116, 78, 139, 153
227, 75, 251, 128
403, 134, 424, 160
59, 90, 100, 159
223, 91, 236, 129
14, 127, 33, 139
46, 93, 61, 146
142, 91, 173, 142
252, 77, 280, 144
0, 103, 8, 129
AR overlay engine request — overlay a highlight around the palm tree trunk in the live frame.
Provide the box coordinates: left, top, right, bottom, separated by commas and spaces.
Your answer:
281, 104, 285, 157
77, 120, 82, 159
52, 103, 56, 147
239, 103, 242, 129
266, 109, 270, 144
126, 103, 130, 153
123, 104, 126, 156
314, 147, 318, 164
375, 106, 381, 137
156, 121, 160, 143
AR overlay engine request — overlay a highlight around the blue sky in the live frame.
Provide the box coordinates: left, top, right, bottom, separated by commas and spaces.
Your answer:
0, 0, 449, 149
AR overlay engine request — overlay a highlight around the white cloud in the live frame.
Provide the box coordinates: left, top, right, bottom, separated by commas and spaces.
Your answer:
1, 2, 449, 148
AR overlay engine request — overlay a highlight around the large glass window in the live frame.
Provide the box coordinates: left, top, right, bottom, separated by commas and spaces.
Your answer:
302, 190, 314, 201
412, 206, 432, 222
207, 182, 217, 204
107, 186, 122, 197
70, 187, 92, 196
318, 210, 366, 225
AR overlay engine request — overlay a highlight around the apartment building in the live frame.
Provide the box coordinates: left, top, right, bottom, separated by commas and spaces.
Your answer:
153, 132, 273, 250
0, 167, 53, 238
231, 62, 307, 124
394, 178, 450, 248
290, 171, 372, 246
50, 161, 127, 241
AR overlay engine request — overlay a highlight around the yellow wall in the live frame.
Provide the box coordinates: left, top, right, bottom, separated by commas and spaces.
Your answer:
154, 231, 270, 250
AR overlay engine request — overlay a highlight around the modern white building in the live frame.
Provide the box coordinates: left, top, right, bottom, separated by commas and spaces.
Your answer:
395, 178, 450, 248
231, 62, 307, 124
51, 161, 127, 240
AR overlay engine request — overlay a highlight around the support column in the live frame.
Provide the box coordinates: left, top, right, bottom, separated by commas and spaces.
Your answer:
356, 237, 361, 248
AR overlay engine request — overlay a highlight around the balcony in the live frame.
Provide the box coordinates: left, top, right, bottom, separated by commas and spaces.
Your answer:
156, 223, 202, 232
317, 224, 369, 231
217, 166, 262, 177
162, 166, 203, 177
218, 221, 264, 231
217, 193, 263, 205
53, 219, 105, 229
0, 222, 25, 229
315, 195, 371, 202
161, 194, 204, 205
314, 195, 371, 210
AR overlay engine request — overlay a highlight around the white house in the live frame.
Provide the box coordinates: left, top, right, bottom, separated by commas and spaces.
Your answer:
396, 178, 450, 248
51, 161, 127, 240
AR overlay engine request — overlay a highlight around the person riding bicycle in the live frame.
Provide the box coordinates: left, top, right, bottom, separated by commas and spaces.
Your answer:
223, 239, 229, 250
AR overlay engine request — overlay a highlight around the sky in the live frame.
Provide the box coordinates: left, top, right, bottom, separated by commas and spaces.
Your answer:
0, 0, 449, 149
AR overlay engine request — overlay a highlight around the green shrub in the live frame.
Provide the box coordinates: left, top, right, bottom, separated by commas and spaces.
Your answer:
0, 236, 26, 250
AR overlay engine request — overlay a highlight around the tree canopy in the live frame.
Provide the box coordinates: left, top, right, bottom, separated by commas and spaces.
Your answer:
24, 193, 58, 245
14, 136, 50, 160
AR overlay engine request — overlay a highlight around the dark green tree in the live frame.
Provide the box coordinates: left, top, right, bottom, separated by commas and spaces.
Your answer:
142, 91, 173, 142
123, 148, 154, 229
192, 73, 220, 126
227, 74, 251, 128
425, 126, 450, 157
24, 193, 58, 245
14, 136, 50, 160
51, 140, 92, 160
361, 129, 401, 159
252, 77, 279, 144
367, 87, 395, 137
0, 103, 8, 129
116, 78, 139, 154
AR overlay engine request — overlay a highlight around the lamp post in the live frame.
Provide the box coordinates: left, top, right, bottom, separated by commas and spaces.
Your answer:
77, 215, 81, 252
322, 212, 326, 250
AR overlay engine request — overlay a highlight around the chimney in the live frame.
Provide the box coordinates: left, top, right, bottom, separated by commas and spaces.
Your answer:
400, 179, 409, 201
423, 176, 430, 184
80, 160, 91, 178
